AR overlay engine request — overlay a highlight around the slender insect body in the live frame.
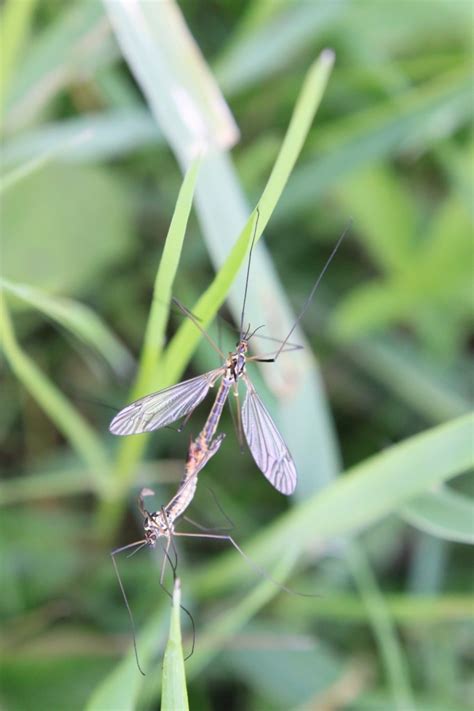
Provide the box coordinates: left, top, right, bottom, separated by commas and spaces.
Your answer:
198, 341, 248, 445
229, 341, 248, 380
141, 432, 226, 548
202, 377, 231, 442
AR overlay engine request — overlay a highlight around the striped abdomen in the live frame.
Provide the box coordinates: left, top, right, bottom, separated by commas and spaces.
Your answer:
202, 378, 231, 444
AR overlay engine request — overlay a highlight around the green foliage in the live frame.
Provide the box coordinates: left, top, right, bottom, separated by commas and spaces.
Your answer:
161, 581, 189, 711
1, 1, 472, 710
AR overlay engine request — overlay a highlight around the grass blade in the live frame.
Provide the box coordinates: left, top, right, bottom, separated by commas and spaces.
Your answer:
1, 108, 161, 168
98, 159, 201, 532
277, 65, 472, 222
161, 579, 189, 711
104, 0, 238, 156
98, 40, 335, 534
135, 549, 298, 707
0, 292, 110, 494
131, 157, 201, 399
105, 0, 338, 498
191, 413, 473, 596
0, 130, 91, 194
347, 543, 415, 711
162, 50, 335, 387
0, 0, 38, 108
4, 2, 113, 131
401, 487, 474, 544
276, 593, 473, 624
1, 277, 134, 379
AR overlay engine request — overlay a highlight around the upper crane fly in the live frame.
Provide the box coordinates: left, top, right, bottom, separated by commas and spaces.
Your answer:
109, 211, 349, 495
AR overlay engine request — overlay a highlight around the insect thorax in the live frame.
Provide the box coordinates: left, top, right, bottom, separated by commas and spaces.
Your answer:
143, 512, 173, 546
227, 341, 248, 381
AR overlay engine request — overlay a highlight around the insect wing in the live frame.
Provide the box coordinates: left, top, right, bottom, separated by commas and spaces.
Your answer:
241, 378, 297, 495
109, 369, 223, 435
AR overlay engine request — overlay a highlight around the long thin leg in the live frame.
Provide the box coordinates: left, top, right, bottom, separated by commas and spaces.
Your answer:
204, 486, 235, 531
246, 343, 304, 364
183, 486, 235, 533
183, 512, 233, 534
111, 549, 146, 676
159, 536, 173, 589
173, 532, 317, 598
172, 298, 225, 359
176, 407, 196, 433
155, 539, 196, 660
169, 535, 180, 580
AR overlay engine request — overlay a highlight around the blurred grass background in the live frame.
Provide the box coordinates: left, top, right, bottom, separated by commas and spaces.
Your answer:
1, 1, 473, 710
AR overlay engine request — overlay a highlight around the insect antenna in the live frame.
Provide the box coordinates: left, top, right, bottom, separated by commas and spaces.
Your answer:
272, 220, 351, 362
111, 541, 147, 676
239, 208, 260, 342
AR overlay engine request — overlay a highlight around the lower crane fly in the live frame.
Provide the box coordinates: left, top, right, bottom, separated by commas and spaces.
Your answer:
113, 427, 316, 673
109, 213, 348, 495
111, 430, 226, 673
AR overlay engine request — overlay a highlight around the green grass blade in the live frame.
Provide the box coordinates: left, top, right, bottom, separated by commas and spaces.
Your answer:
328, 332, 470, 424
277, 65, 472, 222
131, 157, 201, 399
401, 487, 474, 544
0, 460, 178, 506
104, 0, 238, 154
0, 130, 91, 194
98, 159, 201, 532
161, 49, 335, 386
161, 579, 189, 711
1, 278, 134, 378
0, 292, 110, 495
0, 0, 38, 108
276, 593, 473, 624
215, 1, 342, 95
4, 2, 112, 131
347, 543, 415, 711
98, 46, 334, 535
191, 413, 473, 596
136, 549, 298, 706
1, 108, 161, 168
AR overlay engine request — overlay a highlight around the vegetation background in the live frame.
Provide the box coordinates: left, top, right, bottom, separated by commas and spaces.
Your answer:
1, 1, 472, 710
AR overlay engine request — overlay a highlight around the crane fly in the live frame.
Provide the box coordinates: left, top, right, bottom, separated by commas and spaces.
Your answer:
109, 212, 349, 495
111, 430, 226, 672
113, 421, 320, 673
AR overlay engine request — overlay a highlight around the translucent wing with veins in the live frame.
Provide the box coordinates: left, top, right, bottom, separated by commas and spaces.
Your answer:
109, 368, 223, 435
241, 376, 297, 495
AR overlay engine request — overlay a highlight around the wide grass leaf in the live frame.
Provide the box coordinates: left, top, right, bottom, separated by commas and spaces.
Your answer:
401, 487, 474, 544
192, 413, 473, 596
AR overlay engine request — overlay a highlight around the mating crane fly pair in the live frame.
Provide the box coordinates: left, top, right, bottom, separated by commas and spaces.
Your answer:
110, 213, 348, 671
109, 215, 348, 494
